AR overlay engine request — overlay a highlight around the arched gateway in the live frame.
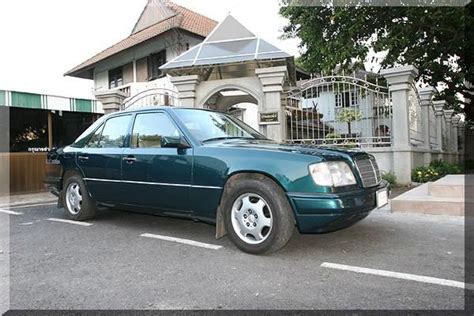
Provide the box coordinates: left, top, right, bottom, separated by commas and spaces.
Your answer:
159, 15, 298, 142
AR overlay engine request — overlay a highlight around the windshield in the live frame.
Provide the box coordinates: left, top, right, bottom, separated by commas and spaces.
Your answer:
174, 109, 267, 143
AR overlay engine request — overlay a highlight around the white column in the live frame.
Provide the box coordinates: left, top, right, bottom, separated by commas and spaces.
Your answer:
419, 87, 436, 165
380, 65, 418, 184
433, 100, 445, 157
458, 121, 465, 162
452, 115, 461, 162
444, 109, 454, 154
94, 90, 128, 114
256, 66, 288, 142
170, 75, 200, 108
132, 60, 137, 83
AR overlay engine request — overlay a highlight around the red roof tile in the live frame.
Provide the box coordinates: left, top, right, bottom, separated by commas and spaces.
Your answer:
65, 1, 216, 78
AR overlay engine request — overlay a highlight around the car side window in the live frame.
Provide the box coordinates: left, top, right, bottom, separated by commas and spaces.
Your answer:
98, 115, 131, 148
131, 113, 180, 148
85, 124, 104, 148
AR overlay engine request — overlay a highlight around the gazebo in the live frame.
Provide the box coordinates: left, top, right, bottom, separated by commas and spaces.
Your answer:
160, 14, 298, 142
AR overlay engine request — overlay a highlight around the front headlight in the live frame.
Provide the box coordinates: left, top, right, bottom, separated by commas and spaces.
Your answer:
309, 161, 357, 187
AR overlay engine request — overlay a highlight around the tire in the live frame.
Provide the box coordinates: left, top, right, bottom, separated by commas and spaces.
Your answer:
62, 173, 97, 221
222, 175, 295, 254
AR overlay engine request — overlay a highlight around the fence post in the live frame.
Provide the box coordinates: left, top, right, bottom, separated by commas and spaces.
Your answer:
256, 66, 288, 142
458, 121, 465, 163
380, 65, 418, 184
170, 75, 200, 108
95, 90, 128, 114
419, 87, 436, 165
452, 115, 461, 162
433, 100, 445, 159
444, 109, 454, 161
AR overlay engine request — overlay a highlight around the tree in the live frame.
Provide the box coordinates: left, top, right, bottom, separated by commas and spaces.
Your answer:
336, 108, 362, 137
280, 2, 473, 121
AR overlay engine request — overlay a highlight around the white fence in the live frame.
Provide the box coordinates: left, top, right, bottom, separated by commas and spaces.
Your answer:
122, 87, 180, 110
284, 74, 392, 148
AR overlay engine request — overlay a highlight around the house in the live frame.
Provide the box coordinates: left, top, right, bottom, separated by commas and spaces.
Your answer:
65, 0, 217, 112
63, 0, 400, 150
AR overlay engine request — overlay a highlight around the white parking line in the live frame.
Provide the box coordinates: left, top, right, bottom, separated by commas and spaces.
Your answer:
0, 209, 23, 215
19, 222, 35, 226
321, 262, 465, 289
140, 233, 223, 250
46, 218, 92, 227
7, 202, 57, 209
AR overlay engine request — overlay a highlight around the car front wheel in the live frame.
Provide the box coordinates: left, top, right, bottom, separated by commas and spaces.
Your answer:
222, 175, 295, 254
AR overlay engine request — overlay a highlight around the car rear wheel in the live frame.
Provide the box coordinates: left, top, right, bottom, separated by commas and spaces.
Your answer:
222, 175, 295, 254
62, 173, 97, 221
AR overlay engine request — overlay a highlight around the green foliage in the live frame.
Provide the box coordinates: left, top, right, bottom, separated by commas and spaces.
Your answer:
336, 108, 362, 123
325, 132, 341, 139
336, 108, 362, 136
280, 3, 473, 121
381, 171, 398, 187
412, 160, 463, 183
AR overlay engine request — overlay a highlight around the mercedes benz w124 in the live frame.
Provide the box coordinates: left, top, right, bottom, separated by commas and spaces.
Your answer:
46, 107, 389, 254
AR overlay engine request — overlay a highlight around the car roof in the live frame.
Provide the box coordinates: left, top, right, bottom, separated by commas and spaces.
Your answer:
109, 106, 217, 117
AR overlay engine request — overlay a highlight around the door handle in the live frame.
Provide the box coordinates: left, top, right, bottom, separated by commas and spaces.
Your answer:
78, 155, 89, 161
123, 156, 137, 164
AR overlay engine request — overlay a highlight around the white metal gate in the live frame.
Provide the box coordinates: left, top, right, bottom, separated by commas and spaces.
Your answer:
285, 73, 392, 148
121, 88, 180, 111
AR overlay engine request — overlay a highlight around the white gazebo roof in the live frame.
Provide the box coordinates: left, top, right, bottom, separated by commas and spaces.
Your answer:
160, 15, 292, 70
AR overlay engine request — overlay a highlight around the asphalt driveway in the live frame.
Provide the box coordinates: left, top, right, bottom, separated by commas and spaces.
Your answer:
0, 201, 465, 310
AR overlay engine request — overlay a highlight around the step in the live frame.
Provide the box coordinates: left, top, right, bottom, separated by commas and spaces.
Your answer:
391, 198, 465, 216
391, 182, 465, 216
428, 175, 468, 199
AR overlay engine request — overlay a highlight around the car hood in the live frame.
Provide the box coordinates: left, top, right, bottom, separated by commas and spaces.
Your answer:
205, 139, 370, 161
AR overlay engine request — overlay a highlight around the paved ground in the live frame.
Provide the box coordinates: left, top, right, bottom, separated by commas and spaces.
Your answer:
0, 200, 465, 311
0, 192, 56, 208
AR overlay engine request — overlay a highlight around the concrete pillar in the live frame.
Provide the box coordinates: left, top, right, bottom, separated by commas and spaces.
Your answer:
170, 75, 200, 108
256, 66, 287, 143
380, 65, 419, 184
419, 87, 436, 165
95, 90, 128, 114
433, 100, 445, 158
452, 115, 461, 162
458, 121, 465, 163
444, 109, 454, 155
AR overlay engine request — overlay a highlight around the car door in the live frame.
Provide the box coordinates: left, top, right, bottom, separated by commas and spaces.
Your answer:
77, 114, 132, 204
121, 111, 193, 214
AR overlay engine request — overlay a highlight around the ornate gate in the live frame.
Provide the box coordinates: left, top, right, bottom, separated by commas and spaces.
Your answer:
121, 88, 180, 111
285, 73, 392, 148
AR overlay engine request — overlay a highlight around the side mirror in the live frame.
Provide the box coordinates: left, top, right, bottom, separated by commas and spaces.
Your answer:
161, 136, 191, 149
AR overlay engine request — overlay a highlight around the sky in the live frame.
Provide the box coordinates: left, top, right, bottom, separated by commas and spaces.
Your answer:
0, 0, 301, 99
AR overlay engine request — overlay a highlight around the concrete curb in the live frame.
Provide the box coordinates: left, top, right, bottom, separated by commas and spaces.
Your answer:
0, 192, 57, 208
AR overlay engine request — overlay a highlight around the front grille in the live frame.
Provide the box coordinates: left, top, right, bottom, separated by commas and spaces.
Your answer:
355, 156, 381, 188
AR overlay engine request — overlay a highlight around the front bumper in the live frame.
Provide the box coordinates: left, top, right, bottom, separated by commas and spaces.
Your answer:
287, 181, 389, 233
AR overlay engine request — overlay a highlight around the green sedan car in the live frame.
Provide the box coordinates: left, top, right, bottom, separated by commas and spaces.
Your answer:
46, 107, 389, 254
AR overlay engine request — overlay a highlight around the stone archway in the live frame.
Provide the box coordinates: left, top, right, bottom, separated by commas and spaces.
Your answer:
170, 67, 289, 142
196, 79, 265, 132
199, 84, 261, 130
197, 80, 264, 111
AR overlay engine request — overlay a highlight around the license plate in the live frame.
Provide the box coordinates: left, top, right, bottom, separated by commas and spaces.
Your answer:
376, 188, 388, 208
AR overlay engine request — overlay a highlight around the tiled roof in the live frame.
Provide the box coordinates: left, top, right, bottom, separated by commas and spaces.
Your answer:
65, 1, 217, 78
